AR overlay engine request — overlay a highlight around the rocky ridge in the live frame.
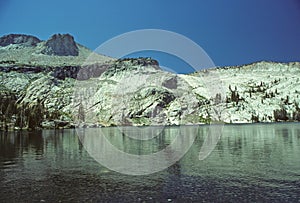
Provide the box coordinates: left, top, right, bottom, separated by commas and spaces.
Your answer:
0, 33, 114, 67
0, 34, 41, 47
0, 33, 299, 129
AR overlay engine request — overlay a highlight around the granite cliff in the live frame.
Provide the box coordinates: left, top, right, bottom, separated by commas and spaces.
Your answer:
0, 33, 299, 129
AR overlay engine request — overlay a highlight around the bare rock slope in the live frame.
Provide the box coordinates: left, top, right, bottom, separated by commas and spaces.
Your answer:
0, 33, 299, 129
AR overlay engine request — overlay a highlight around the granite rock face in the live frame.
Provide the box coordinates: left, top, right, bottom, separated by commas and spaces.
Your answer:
1, 59, 300, 129
1, 33, 300, 129
42, 34, 79, 56
0, 34, 41, 47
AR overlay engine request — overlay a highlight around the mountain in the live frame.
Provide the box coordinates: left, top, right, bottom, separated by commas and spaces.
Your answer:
0, 33, 114, 67
0, 33, 299, 129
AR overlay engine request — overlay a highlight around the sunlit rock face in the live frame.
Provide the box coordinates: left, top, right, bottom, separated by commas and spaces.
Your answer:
0, 33, 300, 129
41, 34, 79, 56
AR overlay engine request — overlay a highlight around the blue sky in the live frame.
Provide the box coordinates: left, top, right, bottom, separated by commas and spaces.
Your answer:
0, 0, 300, 73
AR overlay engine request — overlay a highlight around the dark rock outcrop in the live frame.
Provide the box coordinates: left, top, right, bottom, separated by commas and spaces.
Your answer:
0, 64, 108, 80
42, 34, 79, 56
0, 34, 41, 47
103, 57, 160, 77
117, 57, 159, 67
76, 64, 110, 80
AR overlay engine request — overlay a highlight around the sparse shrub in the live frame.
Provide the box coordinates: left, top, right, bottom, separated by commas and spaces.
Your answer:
284, 96, 290, 105
227, 86, 241, 104
263, 91, 276, 99
273, 107, 288, 122
251, 114, 259, 123
293, 111, 300, 121
293, 101, 300, 121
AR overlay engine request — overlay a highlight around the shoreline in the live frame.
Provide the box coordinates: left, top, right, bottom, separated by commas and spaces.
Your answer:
1, 120, 299, 132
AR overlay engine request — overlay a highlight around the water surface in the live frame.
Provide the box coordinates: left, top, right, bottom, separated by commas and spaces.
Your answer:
0, 123, 300, 202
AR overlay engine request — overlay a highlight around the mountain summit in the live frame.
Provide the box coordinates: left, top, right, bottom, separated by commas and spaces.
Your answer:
41, 34, 79, 56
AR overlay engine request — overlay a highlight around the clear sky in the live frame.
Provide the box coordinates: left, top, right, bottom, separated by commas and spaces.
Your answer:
0, 0, 300, 73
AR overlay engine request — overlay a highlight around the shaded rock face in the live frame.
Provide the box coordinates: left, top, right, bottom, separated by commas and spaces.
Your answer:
128, 87, 175, 119
0, 34, 41, 47
162, 76, 178, 89
76, 64, 110, 80
42, 34, 79, 56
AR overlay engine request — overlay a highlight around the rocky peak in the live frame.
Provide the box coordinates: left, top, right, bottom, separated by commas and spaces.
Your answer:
42, 33, 79, 56
0, 34, 41, 47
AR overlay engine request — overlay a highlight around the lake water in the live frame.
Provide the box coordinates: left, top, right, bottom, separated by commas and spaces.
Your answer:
0, 123, 300, 202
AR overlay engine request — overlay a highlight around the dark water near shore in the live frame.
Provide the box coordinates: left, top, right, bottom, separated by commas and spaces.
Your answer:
0, 123, 300, 202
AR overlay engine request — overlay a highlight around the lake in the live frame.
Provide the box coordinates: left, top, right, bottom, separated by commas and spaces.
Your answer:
0, 123, 300, 202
